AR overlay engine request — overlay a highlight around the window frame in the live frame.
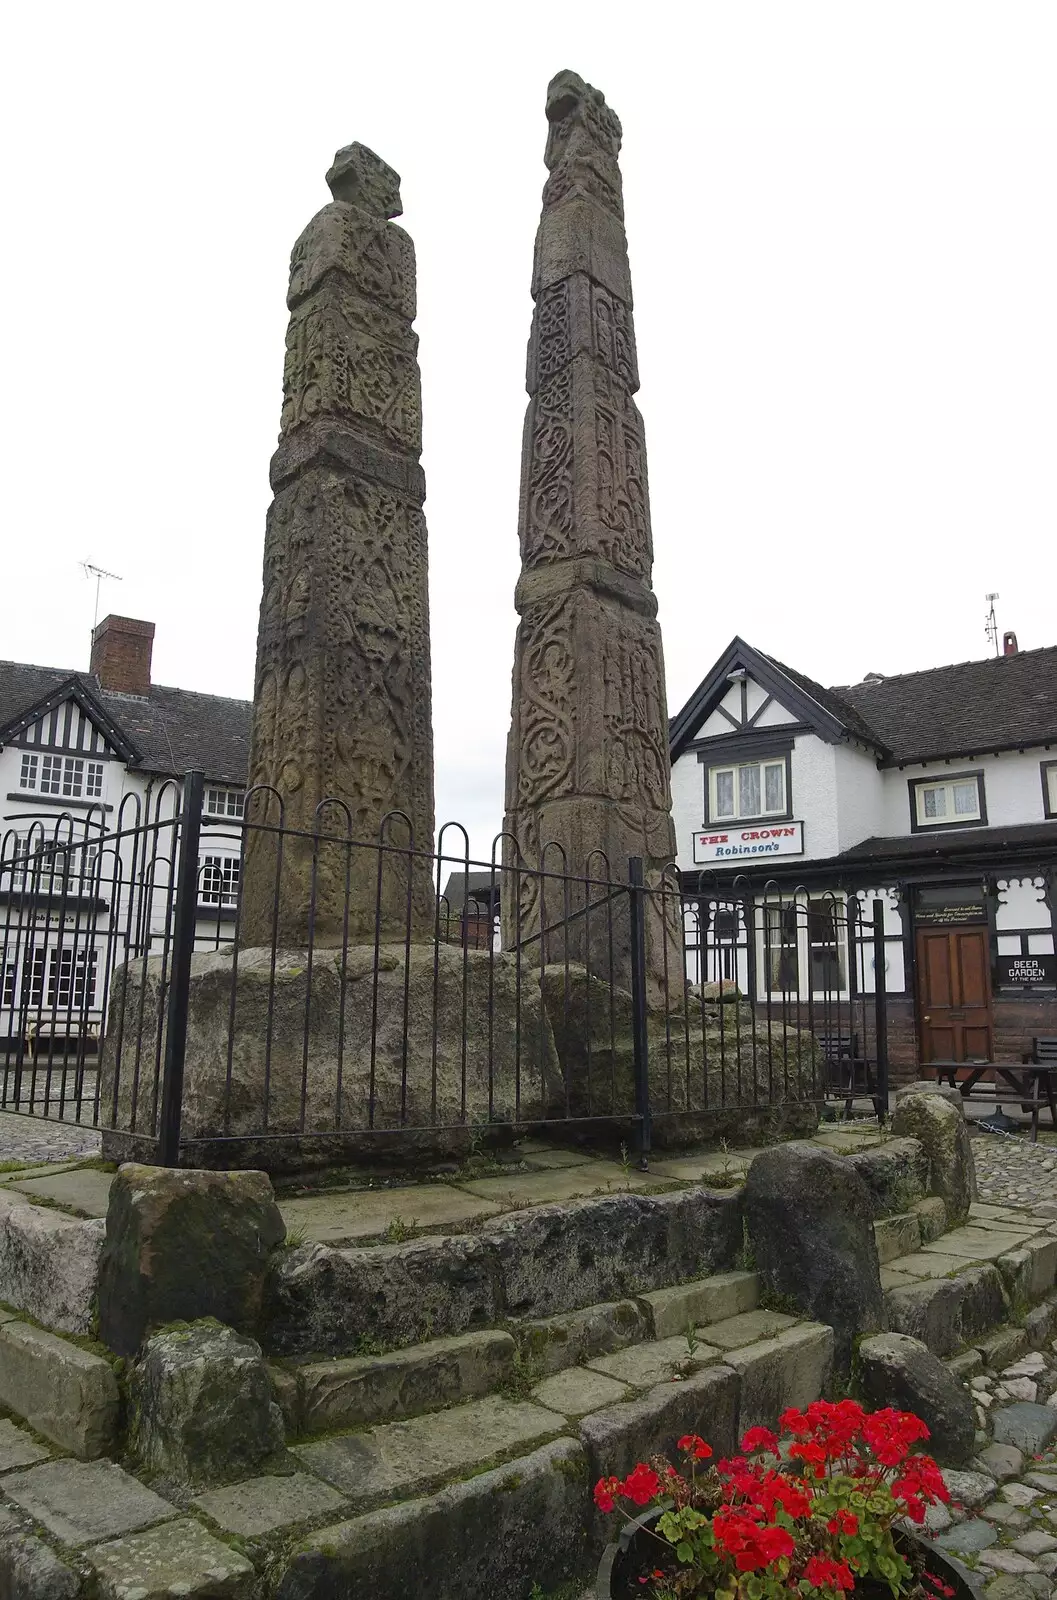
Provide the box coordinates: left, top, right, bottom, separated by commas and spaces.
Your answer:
204, 786, 246, 820
756, 891, 851, 1001
705, 751, 792, 826
1043, 761, 1057, 821
199, 853, 241, 908
907, 770, 987, 834
18, 754, 38, 791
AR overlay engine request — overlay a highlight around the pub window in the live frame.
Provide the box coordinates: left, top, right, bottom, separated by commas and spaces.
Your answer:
760, 894, 849, 999
910, 772, 985, 831
1043, 761, 1057, 821
36, 757, 103, 801
200, 854, 240, 907
709, 758, 787, 822
18, 754, 38, 790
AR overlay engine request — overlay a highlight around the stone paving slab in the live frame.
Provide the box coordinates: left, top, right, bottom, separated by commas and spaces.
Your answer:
7, 1167, 113, 1216
696, 1310, 798, 1351
2, 1458, 176, 1546
586, 1336, 722, 1389
193, 1471, 348, 1537
638, 1271, 759, 1338
0, 1417, 50, 1472
457, 1162, 659, 1205
532, 1367, 631, 1418
86, 1514, 255, 1599
646, 1151, 755, 1181
922, 1227, 1036, 1260
0, 1160, 83, 1184
294, 1394, 568, 1509
888, 1251, 977, 1279
518, 1149, 594, 1170
279, 1184, 503, 1243
296, 1329, 515, 1433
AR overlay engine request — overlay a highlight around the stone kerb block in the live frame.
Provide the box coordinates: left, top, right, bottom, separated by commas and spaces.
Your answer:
743, 1142, 884, 1370
0, 1505, 80, 1600
892, 1092, 976, 1226
895, 1081, 966, 1116
858, 1331, 975, 1465
0, 1190, 103, 1335
102, 947, 558, 1166
0, 1321, 119, 1459
998, 1238, 1057, 1306
98, 1165, 286, 1359
844, 1138, 929, 1219
131, 1323, 286, 1489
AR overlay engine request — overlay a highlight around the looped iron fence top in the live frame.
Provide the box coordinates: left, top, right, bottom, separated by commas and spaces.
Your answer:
0, 771, 890, 1160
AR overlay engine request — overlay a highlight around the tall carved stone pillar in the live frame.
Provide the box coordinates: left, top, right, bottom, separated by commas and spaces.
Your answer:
503, 72, 678, 995
241, 145, 435, 949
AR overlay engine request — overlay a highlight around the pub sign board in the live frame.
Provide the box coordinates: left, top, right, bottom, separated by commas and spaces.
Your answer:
997, 954, 1056, 987
693, 820, 804, 864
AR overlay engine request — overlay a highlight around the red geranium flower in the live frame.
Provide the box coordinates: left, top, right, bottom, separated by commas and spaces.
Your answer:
677, 1433, 713, 1460
804, 1555, 856, 1592
622, 1462, 661, 1507
741, 1425, 780, 1456
827, 1510, 859, 1536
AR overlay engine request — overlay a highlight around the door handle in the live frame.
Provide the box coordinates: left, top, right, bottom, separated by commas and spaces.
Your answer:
924, 1014, 931, 1022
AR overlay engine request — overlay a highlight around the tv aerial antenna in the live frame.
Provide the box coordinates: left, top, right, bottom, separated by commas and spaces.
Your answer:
985, 593, 999, 657
81, 562, 123, 631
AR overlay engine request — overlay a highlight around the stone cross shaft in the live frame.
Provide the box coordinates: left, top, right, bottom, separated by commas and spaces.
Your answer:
241, 144, 435, 949
503, 71, 677, 991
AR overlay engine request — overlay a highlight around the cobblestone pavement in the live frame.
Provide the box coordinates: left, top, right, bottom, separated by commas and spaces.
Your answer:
0, 1109, 101, 1165
972, 1128, 1057, 1212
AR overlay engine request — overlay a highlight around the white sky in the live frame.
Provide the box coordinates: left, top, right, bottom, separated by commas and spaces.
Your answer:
2, 2, 1055, 860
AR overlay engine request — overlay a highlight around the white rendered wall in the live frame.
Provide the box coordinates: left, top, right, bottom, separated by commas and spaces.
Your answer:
879, 748, 1053, 836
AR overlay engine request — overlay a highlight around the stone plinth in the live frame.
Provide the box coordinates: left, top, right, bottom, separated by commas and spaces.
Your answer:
100, 948, 558, 1169
241, 142, 434, 949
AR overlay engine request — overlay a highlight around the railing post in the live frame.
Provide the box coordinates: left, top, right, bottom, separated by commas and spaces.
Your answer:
628, 856, 651, 1170
872, 897, 889, 1124
158, 769, 204, 1166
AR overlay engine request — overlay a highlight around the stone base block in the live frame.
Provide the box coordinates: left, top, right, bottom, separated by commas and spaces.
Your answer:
86, 1516, 254, 1600
0, 1193, 103, 1336
846, 1139, 929, 1219
100, 946, 558, 1171
275, 1439, 587, 1600
294, 1330, 516, 1435
0, 1506, 79, 1600
514, 1300, 649, 1377
724, 1324, 835, 1433
638, 1271, 760, 1340
0, 1322, 119, 1459
875, 1213, 922, 1265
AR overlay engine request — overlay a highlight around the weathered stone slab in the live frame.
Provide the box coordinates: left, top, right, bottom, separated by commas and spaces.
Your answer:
915, 1196, 949, 1243
743, 1143, 882, 1368
532, 1367, 630, 1418
892, 1092, 977, 1225
934, 1517, 999, 1553
948, 1349, 985, 1380
130, 1323, 285, 1487
492, 1188, 743, 1321
724, 1324, 834, 1433
297, 1330, 515, 1434
638, 1272, 759, 1339
977, 1328, 1030, 1368
459, 1162, 658, 1206
992, 1403, 1057, 1454
193, 1472, 347, 1538
280, 1185, 503, 1244
959, 1266, 1011, 1341
845, 1138, 929, 1218
858, 1331, 975, 1464
8, 1168, 113, 1217
0, 1418, 49, 1473
0, 1504, 80, 1599
515, 1299, 648, 1375
999, 1239, 1057, 1304
587, 1337, 721, 1389
3, 1458, 175, 1546
86, 1514, 255, 1599
1024, 1298, 1057, 1349
98, 1166, 286, 1357
891, 1251, 971, 1279
262, 1235, 502, 1358
578, 1364, 739, 1493
295, 1394, 567, 1509
699, 1310, 798, 1350
886, 1278, 963, 1356
874, 1213, 922, 1265
0, 1320, 119, 1458
923, 1228, 1030, 1260
942, 1469, 999, 1509
0, 1191, 103, 1334
275, 1439, 587, 1600
976, 1444, 1025, 1482
647, 1152, 754, 1182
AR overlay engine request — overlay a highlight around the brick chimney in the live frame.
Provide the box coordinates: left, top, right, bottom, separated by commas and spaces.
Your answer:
90, 615, 155, 696
1003, 631, 1019, 656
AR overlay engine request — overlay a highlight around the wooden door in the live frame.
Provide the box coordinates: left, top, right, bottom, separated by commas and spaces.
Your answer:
916, 927, 993, 1063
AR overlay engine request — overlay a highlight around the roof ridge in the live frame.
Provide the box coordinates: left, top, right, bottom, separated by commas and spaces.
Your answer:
834, 644, 1057, 692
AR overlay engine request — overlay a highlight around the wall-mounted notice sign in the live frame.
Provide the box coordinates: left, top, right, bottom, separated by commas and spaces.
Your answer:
693, 821, 804, 864
997, 955, 1056, 987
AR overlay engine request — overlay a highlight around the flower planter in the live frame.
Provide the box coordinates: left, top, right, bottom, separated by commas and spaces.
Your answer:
596, 1509, 983, 1600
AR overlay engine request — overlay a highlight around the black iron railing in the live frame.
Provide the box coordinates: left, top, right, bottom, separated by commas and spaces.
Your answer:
0, 771, 891, 1165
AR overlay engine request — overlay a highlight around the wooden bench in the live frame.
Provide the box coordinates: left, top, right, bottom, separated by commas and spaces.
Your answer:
931, 1040, 1057, 1142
